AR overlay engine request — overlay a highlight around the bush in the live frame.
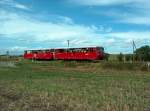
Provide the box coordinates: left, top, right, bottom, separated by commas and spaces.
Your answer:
135, 45, 150, 61
117, 53, 124, 62
140, 63, 149, 71
104, 53, 109, 61
125, 54, 132, 62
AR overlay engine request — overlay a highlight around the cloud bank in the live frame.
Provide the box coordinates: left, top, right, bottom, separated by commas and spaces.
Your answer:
69, 0, 150, 25
0, 0, 150, 54
1, 9, 149, 54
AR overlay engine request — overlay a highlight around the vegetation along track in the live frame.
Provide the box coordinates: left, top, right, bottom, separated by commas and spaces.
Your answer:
0, 60, 149, 111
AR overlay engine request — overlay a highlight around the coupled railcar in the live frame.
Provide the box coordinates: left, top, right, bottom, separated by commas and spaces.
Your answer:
24, 47, 104, 60
24, 49, 53, 60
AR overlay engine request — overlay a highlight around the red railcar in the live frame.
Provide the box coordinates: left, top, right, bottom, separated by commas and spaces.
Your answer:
24, 47, 104, 60
24, 50, 53, 60
54, 47, 104, 60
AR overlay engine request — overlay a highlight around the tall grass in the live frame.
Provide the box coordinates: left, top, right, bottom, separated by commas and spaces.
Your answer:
0, 60, 149, 111
99, 61, 150, 71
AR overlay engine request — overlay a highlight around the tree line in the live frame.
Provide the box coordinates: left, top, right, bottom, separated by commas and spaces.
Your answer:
104, 45, 150, 62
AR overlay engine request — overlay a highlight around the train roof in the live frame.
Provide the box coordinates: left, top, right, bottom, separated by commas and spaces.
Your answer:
25, 46, 104, 51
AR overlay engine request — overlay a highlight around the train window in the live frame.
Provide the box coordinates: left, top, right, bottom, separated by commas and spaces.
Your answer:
82, 48, 88, 53
88, 48, 93, 52
75, 49, 78, 52
42, 50, 46, 53
71, 48, 74, 52
36, 50, 40, 53
70, 48, 77, 52
100, 47, 104, 52
46, 50, 50, 53
50, 49, 54, 52
81, 48, 88, 53
58, 49, 65, 53
76, 48, 83, 52
32, 50, 38, 54
68, 49, 72, 52
54, 49, 57, 52
27, 51, 31, 54
91, 48, 94, 52
73, 48, 78, 52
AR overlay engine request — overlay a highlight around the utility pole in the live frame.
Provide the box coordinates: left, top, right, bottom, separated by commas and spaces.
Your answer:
67, 40, 70, 60
132, 40, 136, 62
67, 40, 70, 48
6, 50, 9, 61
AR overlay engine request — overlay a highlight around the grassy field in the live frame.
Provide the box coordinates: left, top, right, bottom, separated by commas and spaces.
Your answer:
0, 60, 149, 111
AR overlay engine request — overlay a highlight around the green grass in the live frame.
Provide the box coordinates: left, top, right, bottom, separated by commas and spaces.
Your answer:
0, 60, 149, 111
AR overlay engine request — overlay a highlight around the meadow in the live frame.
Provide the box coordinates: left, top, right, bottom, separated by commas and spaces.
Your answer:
0, 60, 149, 111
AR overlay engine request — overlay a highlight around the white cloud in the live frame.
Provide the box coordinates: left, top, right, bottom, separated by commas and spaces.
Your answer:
101, 9, 150, 25
69, 0, 150, 6
105, 38, 115, 45
108, 10, 150, 25
107, 31, 150, 40
70, 0, 150, 25
0, 10, 106, 46
0, 9, 150, 53
0, 0, 30, 10
103, 31, 150, 52
0, 46, 28, 55
120, 16, 150, 25
10, 46, 28, 51
14, 4, 29, 10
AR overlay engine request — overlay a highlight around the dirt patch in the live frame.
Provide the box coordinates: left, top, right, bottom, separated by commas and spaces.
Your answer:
0, 62, 16, 68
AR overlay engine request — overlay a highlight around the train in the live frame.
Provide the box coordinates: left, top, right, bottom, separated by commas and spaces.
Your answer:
24, 46, 105, 60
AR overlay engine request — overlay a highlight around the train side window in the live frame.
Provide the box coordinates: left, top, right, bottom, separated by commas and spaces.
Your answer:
55, 49, 59, 53
57, 49, 65, 53
42, 50, 46, 53
46, 50, 50, 53
27, 51, 31, 54
85, 48, 89, 53
89, 48, 93, 52
51, 49, 54, 52
36, 50, 40, 53
32, 50, 38, 54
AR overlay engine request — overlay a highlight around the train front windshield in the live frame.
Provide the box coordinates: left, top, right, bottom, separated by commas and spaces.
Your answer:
97, 47, 104, 53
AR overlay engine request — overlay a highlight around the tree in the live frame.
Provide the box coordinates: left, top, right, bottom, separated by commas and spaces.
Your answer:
117, 53, 124, 62
125, 54, 132, 62
134, 45, 150, 61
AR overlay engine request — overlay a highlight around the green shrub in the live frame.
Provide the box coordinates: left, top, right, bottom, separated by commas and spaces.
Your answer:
140, 64, 149, 71
117, 53, 124, 62
125, 54, 132, 62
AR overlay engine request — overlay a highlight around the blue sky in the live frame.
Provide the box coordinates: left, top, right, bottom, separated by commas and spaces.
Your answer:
0, 0, 150, 54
